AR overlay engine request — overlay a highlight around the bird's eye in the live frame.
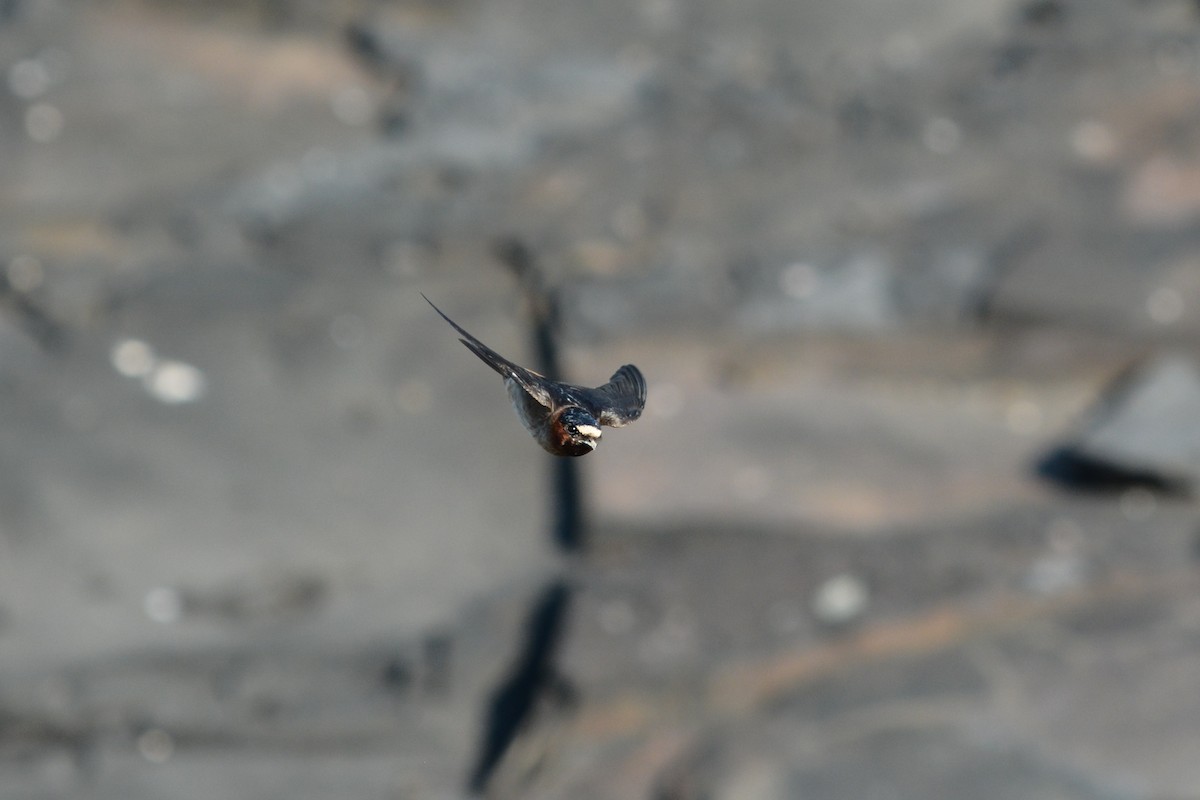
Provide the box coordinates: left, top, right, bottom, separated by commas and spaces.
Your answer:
567, 424, 578, 435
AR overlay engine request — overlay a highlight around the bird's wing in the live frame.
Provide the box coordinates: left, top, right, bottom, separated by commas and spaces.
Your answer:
590, 364, 647, 427
423, 294, 555, 409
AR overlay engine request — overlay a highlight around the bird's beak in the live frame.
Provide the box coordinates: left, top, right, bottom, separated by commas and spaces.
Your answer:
578, 424, 602, 442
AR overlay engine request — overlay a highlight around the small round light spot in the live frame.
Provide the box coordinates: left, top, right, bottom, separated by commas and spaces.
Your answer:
1070, 120, 1117, 164
144, 587, 184, 624
7, 254, 43, 292
812, 573, 869, 625
331, 85, 372, 126
25, 103, 64, 143
8, 58, 50, 99
137, 728, 175, 763
1026, 553, 1085, 595
1147, 286, 1184, 325
145, 360, 207, 404
780, 261, 820, 299
923, 117, 961, 155
111, 339, 157, 378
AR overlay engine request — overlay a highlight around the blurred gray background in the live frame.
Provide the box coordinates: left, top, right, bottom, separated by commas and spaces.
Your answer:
3, 0, 1200, 797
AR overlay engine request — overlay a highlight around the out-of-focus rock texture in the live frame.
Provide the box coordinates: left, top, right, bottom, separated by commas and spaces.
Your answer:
3, 0, 1200, 797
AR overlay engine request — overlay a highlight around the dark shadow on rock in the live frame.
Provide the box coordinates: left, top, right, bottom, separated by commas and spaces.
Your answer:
344, 19, 420, 139
1035, 354, 1200, 496
494, 236, 588, 552
493, 237, 561, 386
972, 222, 1047, 323
463, 239, 588, 794
552, 458, 585, 554
0, 0, 23, 23
466, 578, 574, 795
1035, 447, 1187, 495
0, 276, 67, 353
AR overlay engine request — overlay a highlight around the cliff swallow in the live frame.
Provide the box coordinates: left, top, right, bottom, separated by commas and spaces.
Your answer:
424, 295, 647, 457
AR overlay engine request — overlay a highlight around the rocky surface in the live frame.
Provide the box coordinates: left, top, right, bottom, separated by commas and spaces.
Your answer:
2, 0, 1200, 797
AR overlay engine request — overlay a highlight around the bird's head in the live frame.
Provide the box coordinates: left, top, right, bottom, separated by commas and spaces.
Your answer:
557, 406, 602, 452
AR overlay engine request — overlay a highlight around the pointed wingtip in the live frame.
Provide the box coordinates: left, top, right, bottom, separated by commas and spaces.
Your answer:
421, 293, 456, 326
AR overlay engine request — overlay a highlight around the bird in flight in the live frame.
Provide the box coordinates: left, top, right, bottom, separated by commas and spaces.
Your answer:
424, 295, 647, 457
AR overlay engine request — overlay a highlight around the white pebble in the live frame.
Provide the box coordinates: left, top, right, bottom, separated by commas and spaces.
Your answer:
811, 573, 869, 625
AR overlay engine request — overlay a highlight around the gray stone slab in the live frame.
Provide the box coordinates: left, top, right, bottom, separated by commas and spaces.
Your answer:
1049, 355, 1200, 490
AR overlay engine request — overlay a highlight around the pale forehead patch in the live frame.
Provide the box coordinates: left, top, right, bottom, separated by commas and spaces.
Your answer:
577, 424, 602, 440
